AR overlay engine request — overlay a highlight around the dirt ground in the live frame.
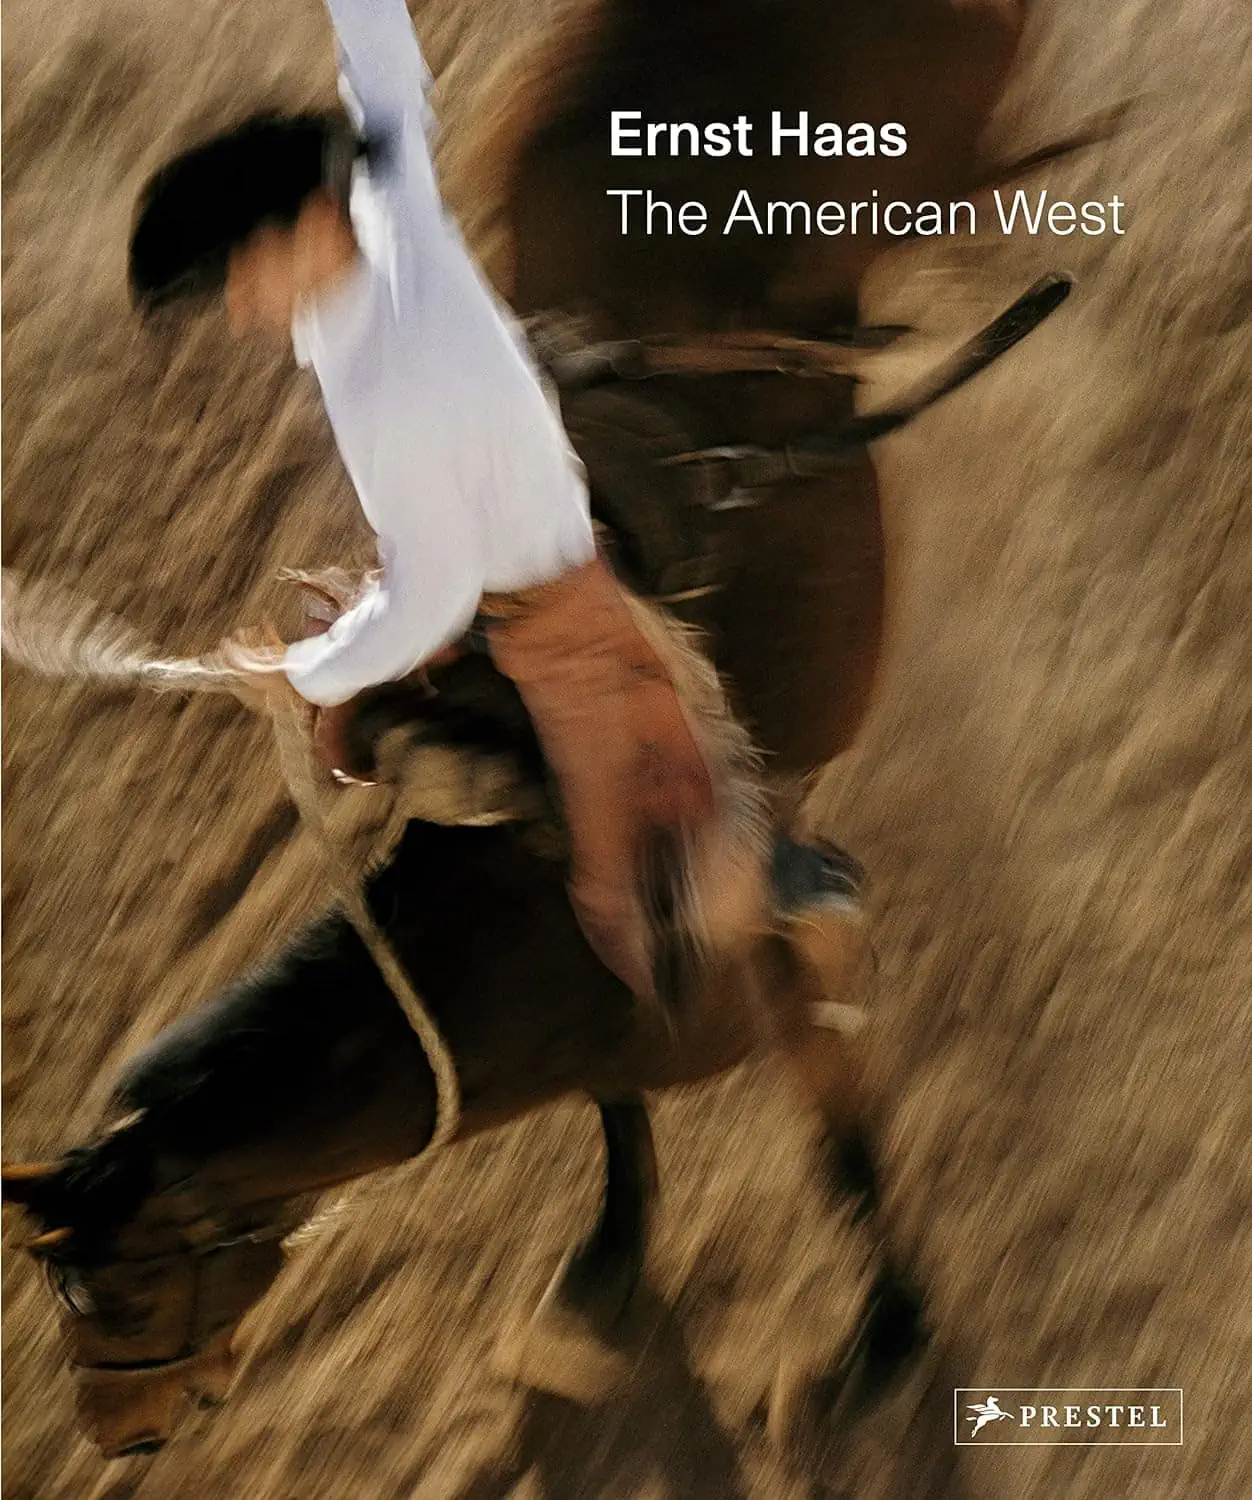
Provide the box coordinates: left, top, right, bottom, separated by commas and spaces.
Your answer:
3, 0, 1251, 1496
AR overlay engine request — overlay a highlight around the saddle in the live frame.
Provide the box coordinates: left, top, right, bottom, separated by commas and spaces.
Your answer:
290, 272, 1071, 790
531, 272, 1071, 611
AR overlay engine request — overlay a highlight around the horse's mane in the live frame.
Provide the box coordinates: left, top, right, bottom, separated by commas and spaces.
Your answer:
450, 0, 612, 292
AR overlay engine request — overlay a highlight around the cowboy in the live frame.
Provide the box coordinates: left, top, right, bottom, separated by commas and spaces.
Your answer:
127, 0, 718, 1002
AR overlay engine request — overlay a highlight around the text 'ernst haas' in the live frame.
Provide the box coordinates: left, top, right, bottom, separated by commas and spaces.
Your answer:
610, 111, 908, 157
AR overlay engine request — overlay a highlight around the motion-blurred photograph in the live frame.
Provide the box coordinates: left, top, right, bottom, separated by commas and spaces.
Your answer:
2, 1, 1249, 1496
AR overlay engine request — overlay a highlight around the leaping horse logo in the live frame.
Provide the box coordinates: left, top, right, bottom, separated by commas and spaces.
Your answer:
967, 1396, 1015, 1437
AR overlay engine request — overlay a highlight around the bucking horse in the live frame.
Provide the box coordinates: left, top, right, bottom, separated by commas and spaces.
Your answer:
3, 0, 1106, 1466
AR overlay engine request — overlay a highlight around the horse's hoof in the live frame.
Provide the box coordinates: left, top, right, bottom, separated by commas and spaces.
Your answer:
858, 1264, 928, 1391
766, 1268, 928, 1448
490, 1245, 638, 1403
491, 1305, 633, 1404
768, 1353, 821, 1452
768, 1343, 873, 1452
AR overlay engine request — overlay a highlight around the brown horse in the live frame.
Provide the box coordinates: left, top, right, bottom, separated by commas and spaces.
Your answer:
3, 645, 910, 1460
453, 0, 1033, 776
3, 0, 1064, 1465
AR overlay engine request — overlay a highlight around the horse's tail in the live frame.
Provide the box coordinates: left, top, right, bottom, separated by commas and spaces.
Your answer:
971, 97, 1139, 198
0, 568, 246, 696
443, 0, 611, 291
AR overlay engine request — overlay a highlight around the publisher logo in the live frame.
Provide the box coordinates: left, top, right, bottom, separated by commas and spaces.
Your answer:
955, 1389, 1183, 1445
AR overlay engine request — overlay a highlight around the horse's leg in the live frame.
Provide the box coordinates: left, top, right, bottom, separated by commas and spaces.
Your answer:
788, 997, 926, 1369
493, 1096, 657, 1403
753, 925, 926, 1439
549, 1097, 658, 1318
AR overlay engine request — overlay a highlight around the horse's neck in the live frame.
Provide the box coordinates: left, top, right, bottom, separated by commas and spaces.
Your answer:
110, 911, 438, 1188
483, 0, 1023, 330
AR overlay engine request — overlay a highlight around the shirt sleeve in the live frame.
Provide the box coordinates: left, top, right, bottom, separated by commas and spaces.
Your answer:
323, 0, 441, 204
281, 463, 486, 707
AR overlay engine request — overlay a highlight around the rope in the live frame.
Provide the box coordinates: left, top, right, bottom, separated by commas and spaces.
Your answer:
0, 566, 461, 1152
267, 690, 461, 1152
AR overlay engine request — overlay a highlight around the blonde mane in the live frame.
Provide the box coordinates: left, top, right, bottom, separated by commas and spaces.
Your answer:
445, 0, 611, 293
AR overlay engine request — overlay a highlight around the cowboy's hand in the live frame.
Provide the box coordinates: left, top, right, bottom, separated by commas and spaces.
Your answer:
219, 630, 302, 716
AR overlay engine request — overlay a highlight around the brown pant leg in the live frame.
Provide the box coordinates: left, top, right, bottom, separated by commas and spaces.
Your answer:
486, 558, 715, 997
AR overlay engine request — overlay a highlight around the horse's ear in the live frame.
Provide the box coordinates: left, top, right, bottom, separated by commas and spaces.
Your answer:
27, 1225, 74, 1255
100, 1109, 148, 1140
1, 1161, 63, 1208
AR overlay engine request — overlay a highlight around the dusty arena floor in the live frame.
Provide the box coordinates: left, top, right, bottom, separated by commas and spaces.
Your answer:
4, 0, 1251, 1496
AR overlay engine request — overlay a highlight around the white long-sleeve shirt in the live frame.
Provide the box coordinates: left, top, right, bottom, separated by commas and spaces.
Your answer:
282, 0, 595, 707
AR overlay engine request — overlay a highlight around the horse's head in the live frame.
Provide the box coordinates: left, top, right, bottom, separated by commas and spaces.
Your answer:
2, 1111, 292, 1457
1, 826, 458, 1460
